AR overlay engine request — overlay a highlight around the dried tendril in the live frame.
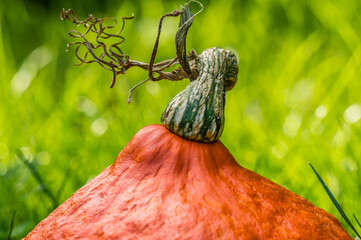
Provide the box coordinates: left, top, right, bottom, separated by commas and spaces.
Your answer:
60, 1, 202, 103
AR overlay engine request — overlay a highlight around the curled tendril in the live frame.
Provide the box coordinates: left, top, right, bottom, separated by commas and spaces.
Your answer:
61, 6, 200, 103
60, 8, 135, 88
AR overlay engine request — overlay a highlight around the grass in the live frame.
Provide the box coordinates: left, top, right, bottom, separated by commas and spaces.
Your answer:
0, 0, 360, 238
6, 211, 16, 240
309, 162, 361, 238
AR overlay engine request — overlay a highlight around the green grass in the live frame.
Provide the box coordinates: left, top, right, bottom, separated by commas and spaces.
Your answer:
309, 162, 361, 238
0, 0, 360, 238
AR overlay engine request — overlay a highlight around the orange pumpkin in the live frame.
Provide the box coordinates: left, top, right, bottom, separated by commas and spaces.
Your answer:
25, 19, 352, 237
25, 124, 352, 239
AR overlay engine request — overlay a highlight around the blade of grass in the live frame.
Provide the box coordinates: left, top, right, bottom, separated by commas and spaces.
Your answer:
6, 210, 16, 240
354, 214, 361, 229
16, 149, 58, 209
308, 162, 360, 238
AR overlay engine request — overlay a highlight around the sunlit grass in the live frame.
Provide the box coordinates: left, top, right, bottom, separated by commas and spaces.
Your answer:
309, 162, 360, 238
1, 0, 361, 238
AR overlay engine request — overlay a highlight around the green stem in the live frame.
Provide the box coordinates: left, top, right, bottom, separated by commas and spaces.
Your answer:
161, 47, 238, 142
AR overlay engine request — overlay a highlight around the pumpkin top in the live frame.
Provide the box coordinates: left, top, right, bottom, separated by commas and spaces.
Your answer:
25, 124, 352, 240
61, 4, 238, 144
161, 47, 238, 142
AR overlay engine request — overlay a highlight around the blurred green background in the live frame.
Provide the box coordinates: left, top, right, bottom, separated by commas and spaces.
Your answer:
1, 0, 360, 238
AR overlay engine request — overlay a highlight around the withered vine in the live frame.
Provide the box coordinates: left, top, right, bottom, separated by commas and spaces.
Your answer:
60, 1, 202, 103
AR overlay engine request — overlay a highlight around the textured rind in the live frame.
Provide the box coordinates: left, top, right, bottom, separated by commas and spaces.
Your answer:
25, 125, 352, 240
161, 47, 238, 142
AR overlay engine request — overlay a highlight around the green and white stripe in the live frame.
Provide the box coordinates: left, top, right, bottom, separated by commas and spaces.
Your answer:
161, 47, 238, 142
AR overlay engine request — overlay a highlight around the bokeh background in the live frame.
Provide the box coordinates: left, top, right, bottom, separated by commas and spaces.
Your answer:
1, 0, 361, 238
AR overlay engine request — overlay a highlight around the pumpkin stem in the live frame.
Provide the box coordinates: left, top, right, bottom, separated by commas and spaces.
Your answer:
158, 2, 238, 143
161, 47, 238, 142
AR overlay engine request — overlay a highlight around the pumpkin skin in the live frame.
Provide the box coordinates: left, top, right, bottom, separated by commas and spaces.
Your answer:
25, 124, 351, 240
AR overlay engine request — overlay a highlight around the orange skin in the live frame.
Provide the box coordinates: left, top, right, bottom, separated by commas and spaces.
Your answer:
25, 124, 352, 239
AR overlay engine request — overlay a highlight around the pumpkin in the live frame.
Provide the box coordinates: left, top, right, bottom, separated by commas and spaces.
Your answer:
24, 47, 352, 239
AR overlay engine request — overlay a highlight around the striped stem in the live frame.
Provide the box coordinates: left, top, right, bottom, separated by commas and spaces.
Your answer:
161, 47, 238, 142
